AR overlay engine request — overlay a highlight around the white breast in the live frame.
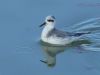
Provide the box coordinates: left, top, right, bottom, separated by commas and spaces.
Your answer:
41, 23, 54, 42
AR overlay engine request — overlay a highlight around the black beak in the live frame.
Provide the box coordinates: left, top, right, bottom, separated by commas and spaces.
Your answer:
40, 60, 47, 64
40, 22, 46, 27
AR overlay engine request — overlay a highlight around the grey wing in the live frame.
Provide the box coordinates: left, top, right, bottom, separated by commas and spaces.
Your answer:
51, 29, 70, 38
51, 29, 90, 37
70, 32, 91, 36
47, 28, 90, 38
55, 29, 91, 36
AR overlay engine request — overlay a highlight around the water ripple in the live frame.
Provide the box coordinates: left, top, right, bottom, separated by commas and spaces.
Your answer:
65, 17, 100, 51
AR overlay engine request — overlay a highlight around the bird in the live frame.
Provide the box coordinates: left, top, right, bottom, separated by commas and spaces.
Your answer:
40, 15, 90, 46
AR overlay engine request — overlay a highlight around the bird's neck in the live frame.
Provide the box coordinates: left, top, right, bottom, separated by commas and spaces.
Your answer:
41, 23, 55, 38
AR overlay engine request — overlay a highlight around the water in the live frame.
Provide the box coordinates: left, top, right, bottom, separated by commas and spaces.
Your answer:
0, 0, 100, 75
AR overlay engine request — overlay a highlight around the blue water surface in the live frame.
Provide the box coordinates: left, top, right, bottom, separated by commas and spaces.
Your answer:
0, 0, 100, 75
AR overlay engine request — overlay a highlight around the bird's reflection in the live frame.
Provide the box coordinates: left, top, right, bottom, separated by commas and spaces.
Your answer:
40, 43, 67, 67
39, 40, 91, 67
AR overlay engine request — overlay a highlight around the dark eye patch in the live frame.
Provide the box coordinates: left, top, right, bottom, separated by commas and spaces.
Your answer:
47, 19, 54, 22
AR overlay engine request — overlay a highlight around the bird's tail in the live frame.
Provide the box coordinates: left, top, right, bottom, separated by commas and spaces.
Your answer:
74, 31, 91, 36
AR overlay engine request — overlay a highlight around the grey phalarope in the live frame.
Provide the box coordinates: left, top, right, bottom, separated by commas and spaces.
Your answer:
40, 15, 90, 46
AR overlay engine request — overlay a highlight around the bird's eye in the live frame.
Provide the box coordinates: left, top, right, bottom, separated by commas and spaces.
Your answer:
47, 19, 54, 22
